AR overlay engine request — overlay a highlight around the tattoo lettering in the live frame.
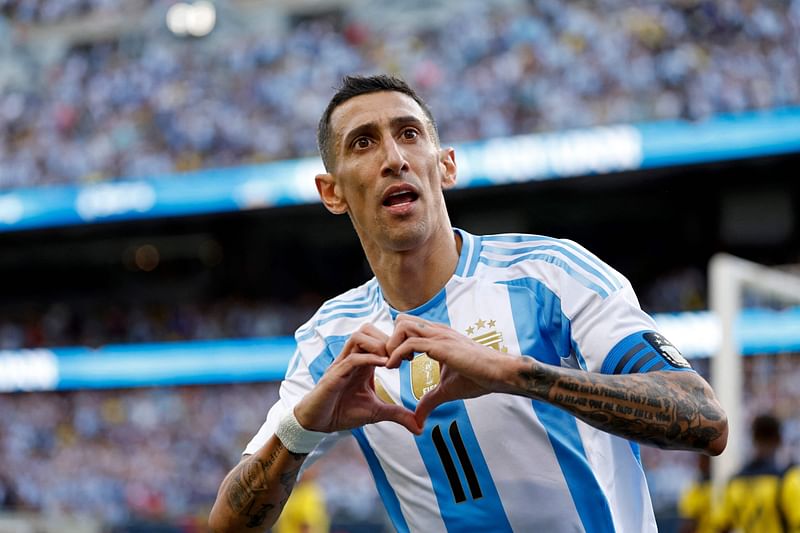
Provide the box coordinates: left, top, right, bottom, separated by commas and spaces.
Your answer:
519, 360, 723, 451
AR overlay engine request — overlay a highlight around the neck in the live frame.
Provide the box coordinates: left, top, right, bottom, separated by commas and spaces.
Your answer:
364, 225, 461, 311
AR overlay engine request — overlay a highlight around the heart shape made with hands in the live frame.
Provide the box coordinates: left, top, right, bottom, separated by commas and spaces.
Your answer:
377, 315, 504, 428
298, 314, 512, 436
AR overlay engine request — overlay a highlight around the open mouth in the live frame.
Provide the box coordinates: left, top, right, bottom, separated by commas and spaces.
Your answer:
382, 190, 419, 207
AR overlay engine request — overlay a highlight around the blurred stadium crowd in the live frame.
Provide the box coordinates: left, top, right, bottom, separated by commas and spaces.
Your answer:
1, 0, 800, 189
0, 299, 316, 350
2, 0, 800, 531
0, 0, 153, 23
1, 358, 798, 528
0, 383, 389, 529
0, 265, 706, 350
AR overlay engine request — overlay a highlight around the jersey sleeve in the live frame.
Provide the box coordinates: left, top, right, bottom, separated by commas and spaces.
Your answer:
548, 239, 694, 374
242, 344, 342, 457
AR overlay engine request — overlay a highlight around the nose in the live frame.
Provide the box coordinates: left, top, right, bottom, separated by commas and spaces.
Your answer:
381, 138, 409, 178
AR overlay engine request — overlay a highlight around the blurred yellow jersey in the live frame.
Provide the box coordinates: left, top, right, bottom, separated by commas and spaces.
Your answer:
678, 478, 714, 533
783, 465, 800, 532
714, 460, 785, 533
275, 480, 330, 533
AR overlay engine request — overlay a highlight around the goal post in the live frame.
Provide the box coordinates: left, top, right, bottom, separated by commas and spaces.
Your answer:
708, 253, 800, 492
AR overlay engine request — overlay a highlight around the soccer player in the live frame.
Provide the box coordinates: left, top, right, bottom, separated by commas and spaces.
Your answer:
209, 75, 728, 533
714, 414, 787, 533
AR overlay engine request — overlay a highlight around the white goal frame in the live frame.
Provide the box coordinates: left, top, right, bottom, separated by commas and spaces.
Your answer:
708, 253, 800, 492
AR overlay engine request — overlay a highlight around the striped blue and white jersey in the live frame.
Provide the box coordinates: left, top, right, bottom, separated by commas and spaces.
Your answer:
245, 229, 694, 533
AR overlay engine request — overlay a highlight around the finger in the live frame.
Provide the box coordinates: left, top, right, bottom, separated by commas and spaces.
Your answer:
340, 328, 389, 359
386, 315, 435, 354
330, 352, 388, 376
359, 323, 390, 342
386, 337, 433, 369
371, 403, 422, 435
414, 384, 452, 428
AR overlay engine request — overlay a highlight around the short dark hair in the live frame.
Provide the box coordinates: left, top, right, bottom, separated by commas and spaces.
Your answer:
316, 74, 439, 172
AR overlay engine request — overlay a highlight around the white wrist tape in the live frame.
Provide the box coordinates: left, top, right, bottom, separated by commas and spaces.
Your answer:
275, 411, 327, 454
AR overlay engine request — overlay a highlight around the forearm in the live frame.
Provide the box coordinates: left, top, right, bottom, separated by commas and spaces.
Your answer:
209, 435, 307, 533
509, 356, 728, 455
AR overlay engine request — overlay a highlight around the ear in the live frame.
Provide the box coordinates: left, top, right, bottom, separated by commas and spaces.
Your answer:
315, 173, 348, 214
439, 147, 457, 190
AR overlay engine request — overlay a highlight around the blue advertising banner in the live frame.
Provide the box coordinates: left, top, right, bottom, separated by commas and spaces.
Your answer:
1, 107, 799, 233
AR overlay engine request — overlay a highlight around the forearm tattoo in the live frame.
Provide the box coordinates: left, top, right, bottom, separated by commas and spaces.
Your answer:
519, 361, 724, 450
223, 442, 306, 528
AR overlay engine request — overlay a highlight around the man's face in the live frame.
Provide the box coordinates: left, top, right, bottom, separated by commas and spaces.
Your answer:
319, 91, 456, 252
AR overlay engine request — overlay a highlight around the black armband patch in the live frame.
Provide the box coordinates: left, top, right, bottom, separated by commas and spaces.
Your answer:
643, 332, 692, 369
601, 331, 694, 374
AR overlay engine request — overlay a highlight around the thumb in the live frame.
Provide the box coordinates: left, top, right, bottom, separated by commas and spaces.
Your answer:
414, 385, 451, 428
373, 403, 423, 435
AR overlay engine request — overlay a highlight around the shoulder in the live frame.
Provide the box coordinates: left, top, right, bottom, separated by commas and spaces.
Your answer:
294, 277, 382, 345
466, 230, 628, 300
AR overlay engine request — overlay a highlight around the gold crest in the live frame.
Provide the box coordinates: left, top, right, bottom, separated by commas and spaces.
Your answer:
411, 353, 441, 400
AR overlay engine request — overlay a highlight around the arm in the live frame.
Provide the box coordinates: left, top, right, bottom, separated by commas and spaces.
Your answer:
209, 436, 307, 532
386, 315, 728, 456
514, 359, 727, 455
209, 324, 419, 533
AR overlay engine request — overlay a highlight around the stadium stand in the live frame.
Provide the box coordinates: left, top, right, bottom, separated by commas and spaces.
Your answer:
1, 1, 800, 532
1, 0, 799, 189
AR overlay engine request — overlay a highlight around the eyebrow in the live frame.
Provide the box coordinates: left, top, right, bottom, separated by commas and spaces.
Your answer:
341, 115, 426, 150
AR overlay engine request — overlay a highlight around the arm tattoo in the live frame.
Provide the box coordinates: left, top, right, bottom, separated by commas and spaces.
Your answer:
518, 360, 724, 451
223, 441, 307, 528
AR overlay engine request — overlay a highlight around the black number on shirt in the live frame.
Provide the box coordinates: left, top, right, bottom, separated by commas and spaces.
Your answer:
431, 421, 483, 503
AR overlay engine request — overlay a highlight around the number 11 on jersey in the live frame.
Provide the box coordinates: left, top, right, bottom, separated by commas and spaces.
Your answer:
431, 420, 483, 504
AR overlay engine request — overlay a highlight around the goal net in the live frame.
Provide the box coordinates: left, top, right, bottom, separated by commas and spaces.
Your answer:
709, 253, 800, 491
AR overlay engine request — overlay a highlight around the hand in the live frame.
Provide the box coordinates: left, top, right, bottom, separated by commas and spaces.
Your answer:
385, 315, 514, 427
294, 323, 421, 435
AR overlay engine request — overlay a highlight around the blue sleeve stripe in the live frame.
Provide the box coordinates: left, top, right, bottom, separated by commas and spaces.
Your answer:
617, 346, 651, 374
603, 331, 697, 374
482, 234, 623, 290
317, 282, 379, 315
296, 305, 378, 342
307, 336, 348, 382
481, 243, 620, 295
639, 358, 665, 373
627, 351, 658, 374
607, 341, 646, 374
284, 349, 303, 379
478, 253, 610, 298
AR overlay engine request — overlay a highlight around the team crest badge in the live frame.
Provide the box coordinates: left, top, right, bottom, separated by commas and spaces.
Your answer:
411, 353, 440, 400
407, 317, 508, 401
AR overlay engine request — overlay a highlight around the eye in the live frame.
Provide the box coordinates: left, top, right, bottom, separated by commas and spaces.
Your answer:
401, 128, 419, 140
353, 137, 372, 150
